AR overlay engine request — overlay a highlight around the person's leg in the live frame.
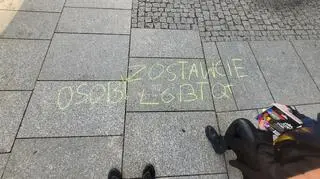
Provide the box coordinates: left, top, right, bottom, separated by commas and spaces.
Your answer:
205, 118, 257, 154
108, 168, 122, 179
142, 164, 155, 179
224, 118, 256, 148
205, 125, 227, 154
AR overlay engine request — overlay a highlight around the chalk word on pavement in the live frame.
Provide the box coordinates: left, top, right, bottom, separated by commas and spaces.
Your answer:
56, 82, 126, 110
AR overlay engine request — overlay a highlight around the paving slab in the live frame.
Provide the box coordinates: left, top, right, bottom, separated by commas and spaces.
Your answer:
123, 112, 226, 178
292, 40, 320, 89
0, 154, 9, 177
0, 39, 49, 90
126, 58, 214, 111
296, 104, 320, 120
39, 34, 129, 80
250, 41, 320, 105
216, 42, 273, 109
203, 42, 237, 112
130, 29, 203, 58
3, 137, 122, 178
18, 81, 126, 137
217, 110, 258, 179
0, 91, 31, 152
161, 174, 228, 179
0, 10, 59, 39
66, 0, 132, 9
56, 8, 131, 34
0, 0, 65, 12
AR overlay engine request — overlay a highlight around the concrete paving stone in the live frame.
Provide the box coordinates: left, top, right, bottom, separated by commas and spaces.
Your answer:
0, 91, 31, 152
216, 42, 273, 109
56, 8, 131, 34
203, 42, 237, 112
18, 81, 126, 137
217, 110, 258, 179
0, 154, 9, 177
0, 39, 49, 90
292, 40, 320, 88
2, 137, 122, 178
0, 10, 59, 39
296, 104, 320, 120
39, 34, 129, 80
66, 0, 132, 9
123, 112, 226, 177
250, 41, 320, 105
130, 29, 203, 58
0, 0, 65, 12
161, 174, 228, 179
126, 58, 214, 111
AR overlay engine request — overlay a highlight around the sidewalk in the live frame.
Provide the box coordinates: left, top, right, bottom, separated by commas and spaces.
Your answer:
0, 0, 320, 178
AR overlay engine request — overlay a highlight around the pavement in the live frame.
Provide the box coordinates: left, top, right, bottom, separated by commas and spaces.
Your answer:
0, 0, 320, 179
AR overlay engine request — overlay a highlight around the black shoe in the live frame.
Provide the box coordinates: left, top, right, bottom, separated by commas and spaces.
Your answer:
142, 164, 155, 179
108, 168, 121, 179
205, 125, 227, 154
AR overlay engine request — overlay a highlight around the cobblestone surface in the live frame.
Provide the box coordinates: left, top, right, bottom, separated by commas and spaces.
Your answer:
132, 0, 320, 42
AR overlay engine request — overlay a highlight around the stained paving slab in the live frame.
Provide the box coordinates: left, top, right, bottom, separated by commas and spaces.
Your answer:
56, 8, 131, 34
0, 91, 31, 152
18, 81, 126, 137
250, 41, 320, 105
291, 40, 320, 89
65, 0, 132, 9
2, 137, 122, 178
123, 112, 226, 177
0, 154, 9, 177
0, 0, 65, 12
39, 34, 129, 80
0, 10, 59, 39
0, 39, 49, 90
130, 29, 203, 58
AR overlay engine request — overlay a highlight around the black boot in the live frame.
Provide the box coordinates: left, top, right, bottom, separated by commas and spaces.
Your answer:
108, 168, 121, 179
142, 164, 155, 179
205, 125, 227, 154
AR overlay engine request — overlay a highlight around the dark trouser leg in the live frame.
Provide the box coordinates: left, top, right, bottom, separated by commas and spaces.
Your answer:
224, 118, 258, 167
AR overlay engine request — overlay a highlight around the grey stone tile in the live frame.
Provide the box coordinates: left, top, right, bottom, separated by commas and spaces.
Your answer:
66, 0, 132, 9
0, 10, 59, 39
0, 91, 31, 152
130, 29, 203, 58
0, 39, 49, 90
126, 58, 214, 111
161, 174, 228, 179
0, 0, 65, 12
216, 42, 273, 109
0, 154, 9, 177
296, 104, 320, 120
250, 41, 320, 105
123, 112, 226, 178
39, 34, 129, 80
203, 42, 237, 112
18, 81, 126, 137
57, 8, 131, 34
292, 40, 320, 88
217, 110, 258, 179
217, 110, 258, 135
3, 137, 122, 178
